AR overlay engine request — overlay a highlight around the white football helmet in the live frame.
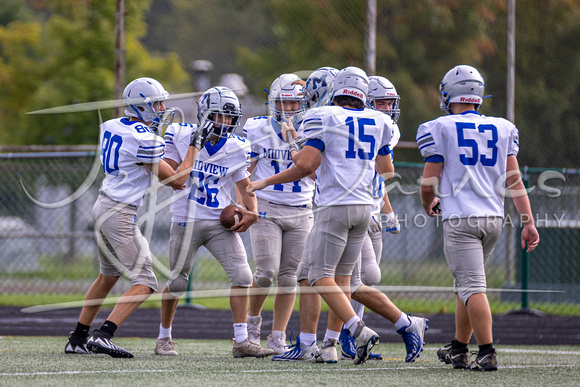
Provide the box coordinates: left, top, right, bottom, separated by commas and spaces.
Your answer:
302, 67, 338, 109
123, 77, 174, 132
197, 86, 242, 138
368, 76, 401, 123
330, 66, 369, 105
439, 65, 486, 114
268, 74, 305, 125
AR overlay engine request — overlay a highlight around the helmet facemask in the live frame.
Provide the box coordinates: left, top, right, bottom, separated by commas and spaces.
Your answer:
197, 87, 242, 139
268, 74, 305, 125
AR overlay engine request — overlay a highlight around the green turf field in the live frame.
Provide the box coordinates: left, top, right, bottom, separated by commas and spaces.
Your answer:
0, 337, 578, 386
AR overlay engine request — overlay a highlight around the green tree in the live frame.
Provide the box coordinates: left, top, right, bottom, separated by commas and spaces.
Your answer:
0, 0, 190, 145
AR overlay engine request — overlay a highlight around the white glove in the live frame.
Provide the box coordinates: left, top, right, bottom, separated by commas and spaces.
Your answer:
382, 212, 400, 234
368, 214, 382, 233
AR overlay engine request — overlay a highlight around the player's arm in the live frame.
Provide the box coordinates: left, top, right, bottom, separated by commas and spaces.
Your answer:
231, 177, 259, 232
145, 146, 199, 190
506, 155, 540, 252
420, 161, 443, 217
246, 155, 319, 194
375, 153, 394, 181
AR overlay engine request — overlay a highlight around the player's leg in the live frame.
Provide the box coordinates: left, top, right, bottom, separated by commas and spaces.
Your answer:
206, 224, 273, 358
443, 217, 501, 371
270, 205, 313, 351
272, 233, 320, 362
86, 197, 158, 358
309, 205, 378, 364
248, 207, 283, 345
316, 275, 349, 364
156, 221, 199, 355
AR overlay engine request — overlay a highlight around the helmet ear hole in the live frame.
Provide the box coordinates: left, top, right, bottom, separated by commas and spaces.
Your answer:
439, 65, 485, 115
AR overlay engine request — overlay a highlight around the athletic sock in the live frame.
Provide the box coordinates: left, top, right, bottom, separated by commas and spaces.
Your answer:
452, 339, 468, 350
478, 343, 493, 354
233, 323, 248, 343
299, 332, 317, 346
323, 329, 340, 342
73, 322, 90, 339
98, 320, 118, 339
158, 323, 172, 340
394, 312, 411, 331
346, 316, 362, 337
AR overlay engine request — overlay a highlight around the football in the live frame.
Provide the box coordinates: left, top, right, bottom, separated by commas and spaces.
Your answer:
220, 204, 243, 230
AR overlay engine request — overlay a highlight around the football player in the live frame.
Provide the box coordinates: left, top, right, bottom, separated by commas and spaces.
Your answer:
154, 86, 273, 358
247, 67, 336, 362
65, 77, 209, 358
339, 75, 402, 360
250, 69, 429, 364
419, 65, 539, 371
243, 74, 316, 354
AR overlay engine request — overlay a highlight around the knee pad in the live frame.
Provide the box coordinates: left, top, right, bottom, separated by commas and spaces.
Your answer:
167, 276, 189, 297
276, 274, 297, 293
254, 272, 275, 289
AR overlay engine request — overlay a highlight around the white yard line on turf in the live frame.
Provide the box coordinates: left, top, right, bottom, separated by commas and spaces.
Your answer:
0, 370, 175, 377
243, 367, 428, 373
425, 347, 580, 355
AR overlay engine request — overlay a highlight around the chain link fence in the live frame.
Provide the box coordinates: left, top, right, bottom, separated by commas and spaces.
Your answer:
1, 149, 577, 314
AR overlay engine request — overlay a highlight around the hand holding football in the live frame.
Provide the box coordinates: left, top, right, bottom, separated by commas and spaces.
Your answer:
220, 204, 243, 229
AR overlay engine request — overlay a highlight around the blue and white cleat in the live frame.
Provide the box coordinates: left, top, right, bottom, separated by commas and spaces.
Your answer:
271, 336, 319, 362
396, 314, 429, 362
353, 325, 380, 365
340, 327, 383, 360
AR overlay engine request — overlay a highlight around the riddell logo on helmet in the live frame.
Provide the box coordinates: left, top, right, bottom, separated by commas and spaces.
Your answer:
281, 93, 294, 97
344, 89, 364, 99
460, 97, 481, 103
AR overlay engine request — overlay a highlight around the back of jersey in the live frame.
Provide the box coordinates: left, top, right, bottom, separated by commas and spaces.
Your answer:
302, 106, 393, 207
417, 111, 519, 220
99, 117, 165, 207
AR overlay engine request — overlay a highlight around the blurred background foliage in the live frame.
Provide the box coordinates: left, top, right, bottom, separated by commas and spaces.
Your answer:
0, 0, 579, 168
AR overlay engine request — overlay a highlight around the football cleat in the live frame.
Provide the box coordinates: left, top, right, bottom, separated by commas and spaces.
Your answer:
437, 342, 469, 369
64, 331, 92, 354
232, 338, 274, 358
353, 324, 380, 365
314, 339, 338, 363
339, 328, 384, 361
247, 315, 262, 346
87, 331, 134, 358
396, 315, 429, 362
339, 328, 357, 359
267, 333, 288, 355
154, 337, 178, 356
466, 348, 498, 372
271, 336, 319, 362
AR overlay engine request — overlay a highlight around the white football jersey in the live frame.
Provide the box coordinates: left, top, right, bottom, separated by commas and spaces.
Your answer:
301, 106, 394, 207
99, 117, 164, 206
416, 110, 519, 220
243, 116, 315, 206
164, 123, 251, 222
371, 116, 400, 211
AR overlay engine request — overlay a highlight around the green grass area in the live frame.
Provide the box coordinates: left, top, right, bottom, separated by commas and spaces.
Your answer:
1, 292, 579, 317
0, 337, 578, 386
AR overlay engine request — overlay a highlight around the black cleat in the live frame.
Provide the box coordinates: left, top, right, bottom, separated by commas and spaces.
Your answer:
466, 348, 498, 371
87, 331, 134, 358
64, 331, 92, 354
437, 343, 469, 369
